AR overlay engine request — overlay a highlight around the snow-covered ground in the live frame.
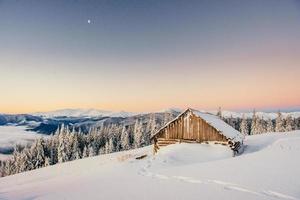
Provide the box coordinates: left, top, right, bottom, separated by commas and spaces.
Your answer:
0, 131, 300, 200
0, 126, 46, 160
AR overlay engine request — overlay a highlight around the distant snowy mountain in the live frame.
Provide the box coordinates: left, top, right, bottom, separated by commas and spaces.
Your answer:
158, 108, 183, 113
32, 109, 136, 118
32, 108, 300, 119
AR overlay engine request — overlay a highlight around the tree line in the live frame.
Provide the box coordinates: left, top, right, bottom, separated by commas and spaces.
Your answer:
0, 113, 172, 177
219, 110, 300, 135
1, 110, 299, 177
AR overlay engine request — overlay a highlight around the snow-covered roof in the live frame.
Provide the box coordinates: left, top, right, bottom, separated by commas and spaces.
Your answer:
152, 108, 244, 142
191, 109, 244, 142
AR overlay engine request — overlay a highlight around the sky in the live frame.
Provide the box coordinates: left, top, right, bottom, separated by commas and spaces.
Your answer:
0, 0, 300, 113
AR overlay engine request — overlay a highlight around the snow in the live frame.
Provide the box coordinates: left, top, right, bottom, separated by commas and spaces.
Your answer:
32, 108, 136, 118
1, 131, 300, 200
193, 110, 244, 142
0, 126, 47, 160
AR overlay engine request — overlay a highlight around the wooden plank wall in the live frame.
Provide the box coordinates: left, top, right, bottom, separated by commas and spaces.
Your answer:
154, 110, 227, 150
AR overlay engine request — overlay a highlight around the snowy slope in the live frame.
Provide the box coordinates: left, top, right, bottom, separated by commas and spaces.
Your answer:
1, 131, 300, 200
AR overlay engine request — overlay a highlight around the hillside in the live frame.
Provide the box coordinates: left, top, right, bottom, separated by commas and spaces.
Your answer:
0, 131, 299, 200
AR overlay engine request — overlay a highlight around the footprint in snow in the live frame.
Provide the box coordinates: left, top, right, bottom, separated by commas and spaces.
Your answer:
261, 190, 299, 200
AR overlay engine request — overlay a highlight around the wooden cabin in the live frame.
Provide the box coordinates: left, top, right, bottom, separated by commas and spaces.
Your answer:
151, 108, 244, 155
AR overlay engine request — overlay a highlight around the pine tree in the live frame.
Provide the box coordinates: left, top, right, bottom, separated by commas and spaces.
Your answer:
104, 140, 109, 154
82, 145, 88, 158
88, 145, 96, 157
24, 148, 34, 171
12, 145, 23, 173
146, 113, 157, 145
90, 127, 102, 155
266, 118, 274, 132
227, 115, 235, 128
3, 160, 13, 177
71, 133, 81, 160
65, 127, 74, 160
57, 125, 68, 163
31, 138, 46, 168
134, 119, 144, 148
239, 115, 249, 135
49, 134, 58, 165
216, 107, 222, 118
257, 117, 266, 134
110, 124, 121, 152
44, 157, 50, 167
18, 151, 29, 173
108, 137, 115, 153
250, 110, 258, 135
120, 125, 130, 150
295, 118, 299, 130
285, 115, 294, 132
275, 111, 285, 132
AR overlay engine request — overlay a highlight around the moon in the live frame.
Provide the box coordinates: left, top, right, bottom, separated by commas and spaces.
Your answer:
87, 19, 91, 24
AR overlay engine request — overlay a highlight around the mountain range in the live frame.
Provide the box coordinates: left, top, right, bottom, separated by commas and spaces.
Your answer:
32, 108, 300, 119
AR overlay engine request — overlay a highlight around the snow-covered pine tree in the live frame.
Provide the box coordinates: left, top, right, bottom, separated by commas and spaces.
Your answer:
227, 115, 235, 129
266, 118, 274, 133
31, 138, 46, 169
44, 157, 50, 167
71, 133, 81, 160
285, 115, 294, 132
146, 113, 157, 145
257, 117, 266, 134
49, 131, 59, 165
99, 145, 106, 155
91, 127, 102, 155
3, 160, 13, 177
295, 118, 299, 130
11, 144, 23, 174
110, 124, 121, 152
82, 145, 88, 158
239, 115, 249, 135
18, 150, 29, 173
216, 107, 222, 118
104, 140, 109, 154
23, 148, 34, 171
88, 144, 96, 157
250, 110, 258, 135
108, 137, 115, 153
275, 111, 285, 132
298, 118, 300, 130
134, 119, 144, 148
57, 125, 69, 163
120, 125, 130, 150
